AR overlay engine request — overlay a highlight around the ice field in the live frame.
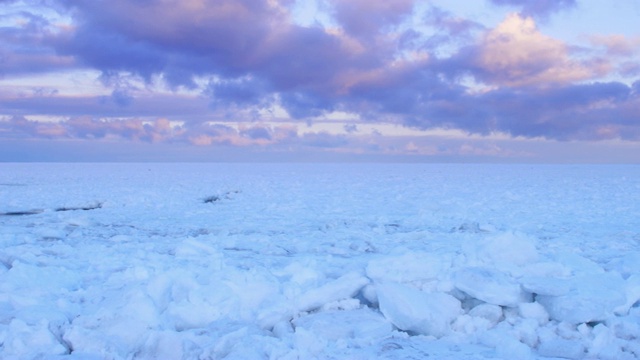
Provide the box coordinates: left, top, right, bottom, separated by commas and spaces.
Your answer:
1, 163, 640, 359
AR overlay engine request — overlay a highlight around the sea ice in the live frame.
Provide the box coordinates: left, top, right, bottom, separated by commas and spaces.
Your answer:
536, 272, 627, 324
292, 308, 392, 344
1, 163, 639, 359
537, 338, 586, 359
376, 282, 461, 337
464, 231, 539, 268
518, 302, 549, 326
365, 252, 449, 284
468, 303, 503, 326
453, 267, 531, 307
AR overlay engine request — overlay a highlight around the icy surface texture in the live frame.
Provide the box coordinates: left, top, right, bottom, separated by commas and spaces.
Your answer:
1, 163, 640, 359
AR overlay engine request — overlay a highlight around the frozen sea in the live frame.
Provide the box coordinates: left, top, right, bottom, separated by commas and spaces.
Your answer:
1, 163, 639, 359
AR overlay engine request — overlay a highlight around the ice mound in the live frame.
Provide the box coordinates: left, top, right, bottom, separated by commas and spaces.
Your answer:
538, 338, 585, 359
552, 252, 606, 276
1, 318, 69, 358
607, 251, 640, 279
536, 272, 627, 324
376, 282, 461, 337
256, 271, 370, 329
618, 274, 640, 315
64, 289, 161, 357
518, 302, 549, 326
295, 272, 370, 313
469, 303, 504, 325
453, 267, 531, 307
366, 252, 449, 284
292, 308, 392, 343
520, 275, 572, 296
2, 261, 82, 294
464, 231, 539, 268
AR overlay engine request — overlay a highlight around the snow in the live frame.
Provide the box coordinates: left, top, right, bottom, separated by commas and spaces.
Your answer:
1, 163, 639, 359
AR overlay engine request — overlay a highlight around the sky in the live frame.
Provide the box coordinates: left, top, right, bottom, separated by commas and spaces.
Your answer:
0, 0, 639, 162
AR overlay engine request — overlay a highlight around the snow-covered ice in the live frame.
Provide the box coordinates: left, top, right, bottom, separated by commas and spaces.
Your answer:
1, 163, 639, 359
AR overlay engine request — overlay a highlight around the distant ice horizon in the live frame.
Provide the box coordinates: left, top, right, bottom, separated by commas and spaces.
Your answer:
2, 139, 639, 164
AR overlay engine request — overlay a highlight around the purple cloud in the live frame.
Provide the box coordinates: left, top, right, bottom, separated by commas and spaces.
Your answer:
402, 81, 640, 141
1, 0, 638, 154
424, 6, 485, 39
0, 8, 75, 75
331, 0, 414, 40
489, 0, 577, 18
206, 77, 273, 109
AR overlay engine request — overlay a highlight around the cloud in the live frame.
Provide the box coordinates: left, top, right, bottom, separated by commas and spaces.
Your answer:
0, 116, 285, 145
299, 131, 349, 148
330, 0, 414, 40
206, 76, 275, 113
424, 6, 485, 39
52, 0, 286, 85
590, 34, 640, 57
432, 81, 640, 141
462, 13, 608, 87
488, 0, 577, 18
1, 0, 638, 153
0, 7, 76, 76
50, 0, 377, 118
0, 115, 187, 142
343, 124, 358, 133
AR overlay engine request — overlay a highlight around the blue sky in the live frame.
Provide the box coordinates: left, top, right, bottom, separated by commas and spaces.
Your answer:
1, 0, 639, 162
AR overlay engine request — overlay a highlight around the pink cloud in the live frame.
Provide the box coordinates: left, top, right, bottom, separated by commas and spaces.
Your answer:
185, 123, 299, 147
590, 34, 640, 57
475, 13, 610, 87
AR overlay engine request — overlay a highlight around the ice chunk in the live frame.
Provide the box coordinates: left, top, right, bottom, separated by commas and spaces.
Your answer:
376, 282, 461, 337
2, 261, 81, 294
366, 252, 448, 283
360, 284, 378, 305
453, 267, 531, 307
615, 274, 640, 315
518, 302, 549, 326
513, 318, 540, 348
481, 329, 535, 360
198, 323, 291, 360
294, 327, 328, 358
536, 273, 626, 324
606, 251, 640, 279
166, 280, 236, 330
464, 231, 538, 267
521, 261, 572, 278
468, 303, 503, 326
174, 238, 223, 264
607, 315, 640, 341
1, 318, 69, 358
64, 289, 161, 356
538, 338, 585, 359
295, 272, 369, 313
553, 253, 605, 276
455, 304, 503, 333
520, 275, 571, 296
281, 261, 323, 287
138, 330, 198, 360
293, 308, 392, 343
587, 323, 628, 360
